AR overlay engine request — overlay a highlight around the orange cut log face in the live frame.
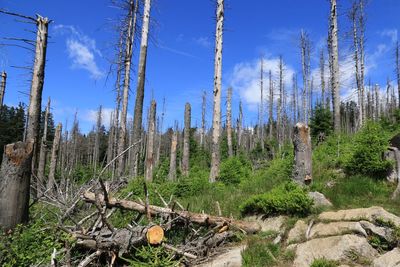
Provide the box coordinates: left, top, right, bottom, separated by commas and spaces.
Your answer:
146, 225, 164, 245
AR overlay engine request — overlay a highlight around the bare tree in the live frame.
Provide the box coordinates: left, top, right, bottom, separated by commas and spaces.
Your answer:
117, 0, 139, 176
396, 41, 400, 108
182, 103, 191, 176
155, 97, 165, 168
200, 91, 207, 148
237, 100, 243, 151
47, 123, 62, 191
320, 50, 326, 108
300, 30, 311, 123
37, 97, 50, 194
226, 88, 233, 157
93, 105, 102, 172
0, 71, 6, 106
168, 123, 178, 181
292, 123, 312, 185
145, 100, 156, 182
277, 56, 284, 146
209, 0, 224, 182
131, 0, 152, 177
268, 70, 274, 139
329, 0, 341, 132
259, 57, 265, 150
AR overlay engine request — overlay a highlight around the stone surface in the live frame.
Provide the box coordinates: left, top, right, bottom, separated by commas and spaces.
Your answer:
245, 215, 287, 233
308, 191, 333, 208
287, 220, 307, 244
318, 206, 400, 227
360, 220, 395, 243
372, 247, 400, 267
292, 234, 378, 267
309, 221, 367, 239
196, 245, 245, 267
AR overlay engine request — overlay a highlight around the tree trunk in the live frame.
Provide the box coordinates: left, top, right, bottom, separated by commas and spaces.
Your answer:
320, 50, 326, 108
292, 123, 312, 185
117, 0, 138, 177
200, 91, 206, 148
131, 0, 152, 177
396, 42, 400, 109
268, 70, 274, 139
37, 97, 50, 194
209, 0, 224, 183
0, 71, 6, 106
145, 100, 156, 182
237, 100, 243, 152
47, 123, 62, 191
226, 88, 233, 157
93, 105, 102, 172
182, 103, 191, 176
259, 57, 265, 151
0, 141, 34, 230
168, 124, 178, 181
329, 0, 341, 133
155, 98, 165, 168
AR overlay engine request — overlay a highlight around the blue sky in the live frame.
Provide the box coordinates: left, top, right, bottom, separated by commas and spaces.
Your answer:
0, 0, 399, 132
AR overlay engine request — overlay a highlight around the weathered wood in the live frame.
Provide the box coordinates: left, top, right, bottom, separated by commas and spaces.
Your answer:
37, 97, 50, 194
168, 125, 178, 181
200, 91, 206, 147
292, 123, 312, 185
182, 103, 191, 176
47, 123, 62, 191
329, 0, 340, 132
82, 191, 261, 234
268, 70, 274, 139
227, 88, 233, 157
145, 100, 156, 182
0, 141, 34, 230
0, 71, 6, 106
146, 225, 164, 245
209, 0, 224, 182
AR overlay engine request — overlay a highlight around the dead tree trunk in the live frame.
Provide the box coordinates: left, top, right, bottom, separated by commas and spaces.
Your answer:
259, 57, 265, 151
0, 71, 6, 106
209, 0, 224, 183
145, 100, 156, 182
182, 103, 191, 176
200, 91, 206, 148
277, 56, 284, 147
47, 123, 62, 191
237, 100, 243, 151
117, 0, 138, 177
155, 98, 165, 168
329, 0, 341, 133
0, 141, 34, 230
131, 0, 152, 177
37, 97, 50, 194
300, 30, 311, 124
292, 123, 312, 185
226, 88, 233, 157
320, 50, 326, 108
93, 105, 102, 172
396, 41, 400, 109
268, 70, 274, 139
168, 124, 178, 181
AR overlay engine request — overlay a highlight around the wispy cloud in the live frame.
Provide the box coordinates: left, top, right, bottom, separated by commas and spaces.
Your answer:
193, 36, 212, 48
380, 29, 398, 43
53, 24, 104, 79
158, 44, 198, 58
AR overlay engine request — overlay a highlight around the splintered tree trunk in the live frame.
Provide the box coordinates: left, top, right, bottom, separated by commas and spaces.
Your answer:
209, 0, 224, 183
0, 141, 34, 230
329, 0, 340, 133
182, 103, 191, 176
292, 123, 312, 185
132, 0, 152, 177
226, 88, 233, 157
117, 0, 138, 177
168, 124, 178, 181
145, 100, 156, 182
200, 91, 206, 148
37, 97, 50, 194
47, 123, 62, 191
0, 71, 6, 106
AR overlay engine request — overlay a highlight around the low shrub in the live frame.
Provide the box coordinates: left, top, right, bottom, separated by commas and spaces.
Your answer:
218, 156, 251, 185
310, 258, 339, 267
240, 181, 313, 216
242, 237, 280, 267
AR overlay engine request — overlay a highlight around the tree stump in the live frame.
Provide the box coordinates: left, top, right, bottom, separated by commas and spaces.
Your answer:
0, 141, 34, 230
292, 123, 312, 185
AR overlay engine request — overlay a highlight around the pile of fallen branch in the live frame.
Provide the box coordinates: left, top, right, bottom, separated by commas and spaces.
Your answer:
53, 180, 260, 266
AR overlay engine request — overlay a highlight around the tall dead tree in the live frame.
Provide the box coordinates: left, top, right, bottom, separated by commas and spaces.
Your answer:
155, 98, 165, 168
268, 70, 274, 139
277, 56, 284, 146
37, 97, 50, 194
300, 30, 311, 124
93, 105, 102, 172
259, 57, 265, 150
329, 0, 341, 132
292, 74, 298, 123
131, 0, 152, 177
145, 100, 156, 182
292, 123, 312, 185
237, 100, 243, 151
209, 0, 224, 183
320, 50, 326, 108
226, 88, 233, 157
182, 103, 191, 176
117, 0, 138, 176
396, 41, 400, 108
200, 91, 207, 148
168, 123, 178, 181
47, 123, 62, 191
0, 71, 6, 106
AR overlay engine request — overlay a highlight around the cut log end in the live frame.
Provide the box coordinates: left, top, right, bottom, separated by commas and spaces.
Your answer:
146, 225, 164, 245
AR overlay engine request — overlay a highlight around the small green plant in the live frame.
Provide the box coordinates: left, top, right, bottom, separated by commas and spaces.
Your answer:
310, 104, 333, 140
242, 237, 280, 267
218, 156, 251, 185
240, 181, 313, 216
121, 245, 180, 267
310, 258, 339, 267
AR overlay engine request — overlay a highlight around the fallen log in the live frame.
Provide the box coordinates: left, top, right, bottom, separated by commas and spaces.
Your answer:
82, 191, 261, 234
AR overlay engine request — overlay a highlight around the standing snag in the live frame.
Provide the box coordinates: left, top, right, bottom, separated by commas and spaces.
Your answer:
182, 103, 191, 176
329, 0, 340, 133
0, 71, 6, 107
37, 97, 50, 194
292, 123, 312, 185
226, 88, 233, 157
47, 123, 62, 191
0, 141, 34, 230
145, 100, 156, 182
168, 124, 178, 181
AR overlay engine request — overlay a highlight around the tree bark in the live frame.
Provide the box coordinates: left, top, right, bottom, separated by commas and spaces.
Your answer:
0, 71, 6, 107
145, 100, 156, 182
47, 123, 61, 191
37, 97, 50, 194
396, 42, 400, 109
131, 0, 152, 177
259, 57, 265, 151
329, 0, 341, 133
320, 50, 326, 108
93, 105, 102, 172
182, 103, 191, 176
200, 91, 206, 148
117, 0, 138, 177
226, 88, 233, 157
0, 141, 34, 230
268, 70, 274, 139
168, 124, 178, 181
209, 0, 224, 183
292, 123, 312, 185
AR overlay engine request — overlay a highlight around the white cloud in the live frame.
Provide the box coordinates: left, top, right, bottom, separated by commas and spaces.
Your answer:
194, 36, 212, 48
380, 29, 398, 43
53, 24, 104, 79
